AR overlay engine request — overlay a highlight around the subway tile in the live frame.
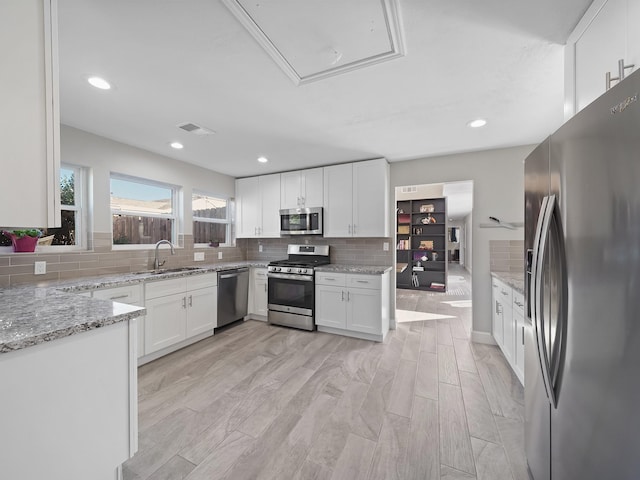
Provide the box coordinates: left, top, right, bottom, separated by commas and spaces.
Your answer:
0, 257, 10, 266
0, 275, 9, 287
48, 262, 81, 273
0, 265, 34, 275
10, 272, 59, 285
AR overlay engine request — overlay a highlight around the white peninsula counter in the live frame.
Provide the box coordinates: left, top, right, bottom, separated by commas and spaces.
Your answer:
0, 286, 145, 480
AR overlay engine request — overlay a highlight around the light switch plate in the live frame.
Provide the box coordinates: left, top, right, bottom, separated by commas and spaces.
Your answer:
34, 261, 46, 275
218, 251, 223, 260
194, 252, 205, 261
383, 242, 389, 251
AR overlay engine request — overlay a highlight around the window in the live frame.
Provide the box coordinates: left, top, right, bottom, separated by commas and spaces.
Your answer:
0, 164, 85, 250
192, 192, 234, 246
110, 174, 177, 246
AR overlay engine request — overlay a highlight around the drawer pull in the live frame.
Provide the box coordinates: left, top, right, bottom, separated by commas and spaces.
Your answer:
325, 277, 336, 281
109, 294, 129, 300
356, 280, 369, 284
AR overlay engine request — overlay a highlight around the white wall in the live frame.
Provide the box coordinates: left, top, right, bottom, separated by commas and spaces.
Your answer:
61, 125, 235, 234
390, 145, 533, 341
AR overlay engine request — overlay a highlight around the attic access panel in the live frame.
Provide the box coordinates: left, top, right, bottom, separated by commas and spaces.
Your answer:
222, 0, 405, 85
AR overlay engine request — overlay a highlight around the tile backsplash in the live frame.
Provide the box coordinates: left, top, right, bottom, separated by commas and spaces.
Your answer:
246, 237, 394, 266
489, 240, 524, 273
0, 234, 393, 287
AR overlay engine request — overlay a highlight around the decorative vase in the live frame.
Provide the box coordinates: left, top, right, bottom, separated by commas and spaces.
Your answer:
2, 231, 39, 252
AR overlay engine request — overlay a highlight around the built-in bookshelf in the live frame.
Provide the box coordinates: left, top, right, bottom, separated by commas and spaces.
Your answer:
396, 197, 447, 292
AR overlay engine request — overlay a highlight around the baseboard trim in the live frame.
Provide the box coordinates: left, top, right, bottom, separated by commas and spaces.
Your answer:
471, 330, 497, 345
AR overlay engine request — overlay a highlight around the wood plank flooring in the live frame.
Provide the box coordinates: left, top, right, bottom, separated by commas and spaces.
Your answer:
125, 266, 525, 480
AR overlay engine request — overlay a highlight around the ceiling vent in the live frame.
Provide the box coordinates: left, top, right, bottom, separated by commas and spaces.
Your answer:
401, 186, 418, 194
177, 122, 216, 135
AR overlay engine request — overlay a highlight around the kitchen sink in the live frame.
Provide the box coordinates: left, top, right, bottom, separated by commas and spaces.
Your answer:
134, 267, 203, 275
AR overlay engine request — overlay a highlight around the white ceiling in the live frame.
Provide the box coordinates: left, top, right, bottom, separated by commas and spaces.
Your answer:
57, 0, 593, 178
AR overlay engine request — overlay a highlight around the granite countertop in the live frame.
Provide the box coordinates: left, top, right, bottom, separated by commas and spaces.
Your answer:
491, 271, 525, 294
316, 264, 393, 275
0, 287, 144, 353
0, 260, 268, 354
57, 260, 269, 293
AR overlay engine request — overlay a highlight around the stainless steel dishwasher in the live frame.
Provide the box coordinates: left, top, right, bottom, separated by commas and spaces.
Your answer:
217, 268, 249, 328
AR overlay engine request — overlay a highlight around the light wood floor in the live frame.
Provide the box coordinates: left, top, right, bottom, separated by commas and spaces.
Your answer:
124, 269, 526, 480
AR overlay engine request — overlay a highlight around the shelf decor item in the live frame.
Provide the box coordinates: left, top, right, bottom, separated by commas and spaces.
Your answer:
413, 227, 423, 235
2, 229, 43, 252
398, 225, 410, 234
419, 240, 434, 250
420, 204, 435, 213
398, 213, 411, 224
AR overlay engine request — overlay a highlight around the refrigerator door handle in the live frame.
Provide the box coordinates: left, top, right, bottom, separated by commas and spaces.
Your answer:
534, 194, 565, 408
531, 195, 554, 405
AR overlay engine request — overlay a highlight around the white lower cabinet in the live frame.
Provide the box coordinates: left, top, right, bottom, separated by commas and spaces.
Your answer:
491, 280, 504, 348
315, 271, 390, 342
513, 291, 525, 383
491, 275, 525, 386
92, 284, 145, 359
248, 268, 268, 319
144, 274, 217, 358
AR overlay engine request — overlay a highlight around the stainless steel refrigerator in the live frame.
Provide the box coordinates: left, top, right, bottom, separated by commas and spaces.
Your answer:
524, 68, 640, 480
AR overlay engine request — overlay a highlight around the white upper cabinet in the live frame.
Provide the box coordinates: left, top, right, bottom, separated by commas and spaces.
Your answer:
323, 163, 354, 237
280, 168, 323, 209
0, 0, 60, 227
236, 174, 281, 238
324, 158, 389, 238
567, 0, 639, 116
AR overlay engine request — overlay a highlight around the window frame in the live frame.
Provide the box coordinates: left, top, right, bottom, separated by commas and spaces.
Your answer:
192, 190, 235, 248
0, 163, 87, 253
110, 173, 180, 250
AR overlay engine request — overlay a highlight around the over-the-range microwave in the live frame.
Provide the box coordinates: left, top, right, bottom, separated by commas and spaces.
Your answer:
280, 207, 323, 235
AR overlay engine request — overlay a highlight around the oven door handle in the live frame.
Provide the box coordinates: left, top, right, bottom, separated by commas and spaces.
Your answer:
267, 273, 314, 282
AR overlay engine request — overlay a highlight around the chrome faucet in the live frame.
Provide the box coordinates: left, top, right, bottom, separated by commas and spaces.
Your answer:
153, 240, 175, 270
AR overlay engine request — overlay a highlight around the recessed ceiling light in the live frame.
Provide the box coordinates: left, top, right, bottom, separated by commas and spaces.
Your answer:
467, 118, 487, 128
170, 142, 184, 150
257, 156, 269, 163
87, 76, 111, 90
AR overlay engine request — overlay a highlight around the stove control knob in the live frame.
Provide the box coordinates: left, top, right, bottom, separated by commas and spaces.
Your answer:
297, 268, 303, 274
275, 267, 281, 272
287, 268, 292, 273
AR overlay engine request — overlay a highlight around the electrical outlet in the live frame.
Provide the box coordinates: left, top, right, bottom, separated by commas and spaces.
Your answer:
194, 252, 205, 261
259, 244, 263, 252
383, 242, 389, 251
34, 261, 46, 275
218, 251, 223, 260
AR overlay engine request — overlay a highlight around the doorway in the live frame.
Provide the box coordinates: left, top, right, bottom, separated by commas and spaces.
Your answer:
394, 181, 473, 330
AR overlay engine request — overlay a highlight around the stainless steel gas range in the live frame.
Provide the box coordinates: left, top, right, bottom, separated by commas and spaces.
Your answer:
267, 244, 329, 331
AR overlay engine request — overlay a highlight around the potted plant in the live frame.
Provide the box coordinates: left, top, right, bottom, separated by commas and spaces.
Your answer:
1, 229, 43, 252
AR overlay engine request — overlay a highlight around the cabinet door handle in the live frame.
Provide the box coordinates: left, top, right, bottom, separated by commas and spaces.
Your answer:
297, 197, 300, 206
356, 280, 369, 284
301, 196, 305, 206
522, 326, 525, 345
264, 283, 267, 293
353, 224, 356, 234
182, 297, 187, 309
189, 295, 193, 307
341, 291, 344, 301
347, 291, 350, 301
348, 224, 351, 234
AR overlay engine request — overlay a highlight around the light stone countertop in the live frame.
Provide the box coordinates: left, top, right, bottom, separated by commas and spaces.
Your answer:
315, 264, 393, 275
491, 271, 525, 294
0, 260, 269, 354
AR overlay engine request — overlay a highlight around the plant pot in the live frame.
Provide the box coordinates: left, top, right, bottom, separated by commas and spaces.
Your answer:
2, 231, 39, 252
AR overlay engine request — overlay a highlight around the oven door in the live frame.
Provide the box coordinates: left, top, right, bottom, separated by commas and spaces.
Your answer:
268, 273, 314, 316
